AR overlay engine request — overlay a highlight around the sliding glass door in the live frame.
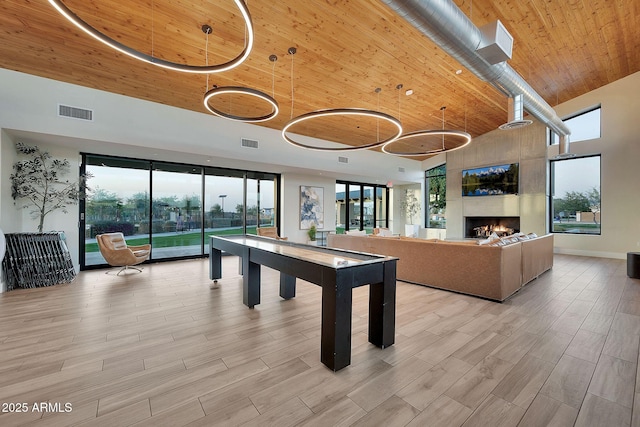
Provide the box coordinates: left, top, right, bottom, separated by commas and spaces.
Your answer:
151, 163, 203, 260
335, 183, 346, 233
335, 181, 389, 234
81, 154, 280, 269
203, 170, 245, 254
83, 157, 151, 267
375, 187, 388, 229
247, 173, 277, 234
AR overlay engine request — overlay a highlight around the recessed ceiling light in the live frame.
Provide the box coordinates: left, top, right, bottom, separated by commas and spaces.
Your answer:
456, 69, 463, 75
405, 89, 414, 96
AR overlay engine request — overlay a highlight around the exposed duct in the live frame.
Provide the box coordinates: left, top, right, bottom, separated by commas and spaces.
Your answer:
499, 94, 532, 130
556, 135, 575, 158
381, 0, 571, 153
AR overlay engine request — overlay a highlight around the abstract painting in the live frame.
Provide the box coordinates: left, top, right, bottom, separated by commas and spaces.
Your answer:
300, 186, 324, 229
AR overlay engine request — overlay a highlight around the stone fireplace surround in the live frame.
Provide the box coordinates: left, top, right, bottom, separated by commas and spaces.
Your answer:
465, 216, 521, 238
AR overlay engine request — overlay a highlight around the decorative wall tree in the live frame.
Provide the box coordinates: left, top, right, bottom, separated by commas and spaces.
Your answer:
401, 189, 420, 225
10, 142, 90, 232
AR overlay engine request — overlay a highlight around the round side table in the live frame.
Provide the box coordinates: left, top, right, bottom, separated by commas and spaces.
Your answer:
628, 252, 640, 279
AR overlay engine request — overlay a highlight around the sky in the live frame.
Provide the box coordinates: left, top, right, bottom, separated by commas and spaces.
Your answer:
87, 166, 275, 211
553, 155, 600, 197
551, 108, 601, 197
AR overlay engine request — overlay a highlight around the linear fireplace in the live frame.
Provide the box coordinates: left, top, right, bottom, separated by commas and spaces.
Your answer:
465, 216, 520, 238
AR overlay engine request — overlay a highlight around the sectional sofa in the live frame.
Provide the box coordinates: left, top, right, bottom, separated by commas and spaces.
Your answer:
327, 233, 553, 301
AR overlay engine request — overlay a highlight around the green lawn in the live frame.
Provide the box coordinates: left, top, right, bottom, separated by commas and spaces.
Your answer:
552, 222, 600, 234
85, 227, 257, 252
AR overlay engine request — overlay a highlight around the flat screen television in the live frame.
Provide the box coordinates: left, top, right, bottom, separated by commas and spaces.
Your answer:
462, 163, 519, 196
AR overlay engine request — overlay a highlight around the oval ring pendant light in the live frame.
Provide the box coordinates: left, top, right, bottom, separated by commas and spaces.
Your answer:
48, 0, 254, 74
381, 129, 471, 156
282, 108, 403, 151
203, 53, 279, 122
204, 86, 279, 122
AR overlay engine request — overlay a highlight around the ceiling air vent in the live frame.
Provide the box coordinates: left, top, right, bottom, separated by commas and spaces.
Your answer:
338, 156, 349, 164
398, 167, 405, 173
476, 20, 513, 65
58, 104, 93, 121
499, 94, 532, 130
241, 138, 259, 149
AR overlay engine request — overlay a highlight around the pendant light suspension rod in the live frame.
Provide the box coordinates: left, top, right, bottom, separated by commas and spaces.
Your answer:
288, 47, 296, 120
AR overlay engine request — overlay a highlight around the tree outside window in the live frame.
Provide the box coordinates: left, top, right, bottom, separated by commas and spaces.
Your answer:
425, 164, 446, 229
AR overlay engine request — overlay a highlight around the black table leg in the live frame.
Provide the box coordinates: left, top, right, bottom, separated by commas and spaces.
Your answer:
242, 247, 261, 308
368, 260, 396, 348
280, 273, 296, 299
321, 270, 353, 371
209, 247, 222, 280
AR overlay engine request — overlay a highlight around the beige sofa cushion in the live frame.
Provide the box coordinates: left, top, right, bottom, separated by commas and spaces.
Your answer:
521, 234, 554, 285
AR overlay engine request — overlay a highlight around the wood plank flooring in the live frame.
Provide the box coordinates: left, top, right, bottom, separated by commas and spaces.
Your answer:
0, 254, 637, 426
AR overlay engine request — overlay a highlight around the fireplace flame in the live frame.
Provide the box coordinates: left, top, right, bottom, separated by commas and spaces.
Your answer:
472, 224, 515, 238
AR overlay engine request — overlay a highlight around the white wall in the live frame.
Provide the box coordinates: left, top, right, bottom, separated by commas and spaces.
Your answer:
281, 173, 337, 244
391, 183, 422, 236
16, 143, 82, 268
0, 69, 423, 185
548, 72, 640, 258
0, 130, 20, 232
1, 139, 83, 289
0, 130, 20, 293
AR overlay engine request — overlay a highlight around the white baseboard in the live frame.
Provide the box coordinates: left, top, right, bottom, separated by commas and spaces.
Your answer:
554, 247, 627, 260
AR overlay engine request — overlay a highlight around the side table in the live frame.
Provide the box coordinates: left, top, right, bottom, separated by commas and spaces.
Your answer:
628, 252, 640, 279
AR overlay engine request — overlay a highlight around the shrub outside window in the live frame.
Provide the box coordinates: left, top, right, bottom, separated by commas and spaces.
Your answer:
425, 164, 446, 229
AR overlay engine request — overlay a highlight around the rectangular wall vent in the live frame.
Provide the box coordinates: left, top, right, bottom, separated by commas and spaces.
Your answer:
338, 156, 349, 164
398, 167, 405, 173
58, 104, 93, 121
241, 138, 259, 149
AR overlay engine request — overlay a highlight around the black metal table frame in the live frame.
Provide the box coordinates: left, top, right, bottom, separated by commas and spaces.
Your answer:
209, 235, 397, 371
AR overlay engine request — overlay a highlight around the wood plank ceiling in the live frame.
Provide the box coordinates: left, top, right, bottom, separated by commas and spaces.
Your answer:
0, 0, 638, 160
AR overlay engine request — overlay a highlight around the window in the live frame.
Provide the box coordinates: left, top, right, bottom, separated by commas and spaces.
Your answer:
550, 155, 601, 235
425, 164, 446, 229
81, 154, 280, 269
152, 163, 204, 260
550, 106, 601, 144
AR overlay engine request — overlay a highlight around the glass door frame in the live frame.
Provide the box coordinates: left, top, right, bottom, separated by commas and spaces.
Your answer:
337, 180, 389, 233
80, 153, 281, 270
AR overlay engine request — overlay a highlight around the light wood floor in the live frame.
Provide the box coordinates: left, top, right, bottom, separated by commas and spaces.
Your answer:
0, 254, 638, 426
